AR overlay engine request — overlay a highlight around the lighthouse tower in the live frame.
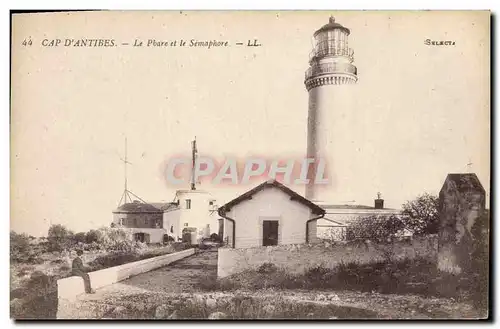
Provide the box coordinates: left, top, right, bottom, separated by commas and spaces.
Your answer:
305, 16, 358, 203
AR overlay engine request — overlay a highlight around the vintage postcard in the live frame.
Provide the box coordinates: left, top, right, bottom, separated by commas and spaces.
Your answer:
10, 10, 490, 320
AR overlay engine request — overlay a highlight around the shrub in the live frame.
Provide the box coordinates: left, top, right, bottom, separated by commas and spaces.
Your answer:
305, 265, 330, 282
10, 231, 31, 262
257, 262, 278, 274
85, 229, 102, 244
348, 215, 405, 243
73, 232, 87, 244
88, 252, 139, 271
47, 224, 74, 252
95, 227, 138, 253
401, 193, 439, 235
26, 271, 56, 295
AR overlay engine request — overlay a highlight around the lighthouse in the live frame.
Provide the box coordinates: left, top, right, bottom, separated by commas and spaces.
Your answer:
305, 16, 358, 204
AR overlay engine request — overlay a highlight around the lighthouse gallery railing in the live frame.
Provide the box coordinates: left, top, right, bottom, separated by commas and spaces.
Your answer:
305, 62, 358, 80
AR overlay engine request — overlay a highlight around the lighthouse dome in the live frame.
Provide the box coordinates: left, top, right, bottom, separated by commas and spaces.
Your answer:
314, 16, 350, 37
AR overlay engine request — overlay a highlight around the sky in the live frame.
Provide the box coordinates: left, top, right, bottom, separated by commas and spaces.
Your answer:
11, 11, 490, 236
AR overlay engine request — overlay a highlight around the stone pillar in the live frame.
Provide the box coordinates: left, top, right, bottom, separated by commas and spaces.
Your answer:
438, 175, 486, 274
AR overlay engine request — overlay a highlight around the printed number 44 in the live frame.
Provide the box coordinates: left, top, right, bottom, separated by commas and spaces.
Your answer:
22, 38, 32, 46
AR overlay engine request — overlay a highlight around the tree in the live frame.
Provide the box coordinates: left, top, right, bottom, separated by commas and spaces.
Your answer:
47, 224, 74, 251
348, 215, 405, 243
74, 232, 87, 244
85, 229, 102, 244
401, 193, 439, 235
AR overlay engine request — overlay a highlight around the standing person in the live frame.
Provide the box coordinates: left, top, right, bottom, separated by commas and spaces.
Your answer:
72, 249, 95, 294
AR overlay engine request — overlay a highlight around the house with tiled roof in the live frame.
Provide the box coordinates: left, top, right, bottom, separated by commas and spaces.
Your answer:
218, 179, 325, 248
112, 200, 180, 243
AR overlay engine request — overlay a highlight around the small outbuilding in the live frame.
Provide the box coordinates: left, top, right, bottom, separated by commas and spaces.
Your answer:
218, 179, 325, 248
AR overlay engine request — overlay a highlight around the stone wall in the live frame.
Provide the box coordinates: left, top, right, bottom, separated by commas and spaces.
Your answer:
217, 236, 437, 278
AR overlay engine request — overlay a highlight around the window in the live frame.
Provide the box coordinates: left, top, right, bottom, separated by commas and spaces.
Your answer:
144, 218, 149, 225
184, 223, 189, 227
209, 201, 214, 206
186, 199, 191, 209
170, 225, 174, 233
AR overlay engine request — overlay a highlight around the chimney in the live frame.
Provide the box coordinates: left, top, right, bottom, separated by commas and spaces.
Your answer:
375, 192, 384, 209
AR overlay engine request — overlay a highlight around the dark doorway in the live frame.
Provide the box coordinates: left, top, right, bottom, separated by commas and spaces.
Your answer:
263, 220, 279, 246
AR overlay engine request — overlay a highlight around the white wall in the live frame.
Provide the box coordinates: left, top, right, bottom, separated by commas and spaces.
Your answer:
57, 248, 195, 302
126, 228, 169, 243
163, 208, 181, 240
175, 190, 219, 241
223, 188, 319, 249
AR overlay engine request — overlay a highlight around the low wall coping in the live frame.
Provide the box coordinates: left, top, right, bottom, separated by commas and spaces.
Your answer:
57, 248, 195, 300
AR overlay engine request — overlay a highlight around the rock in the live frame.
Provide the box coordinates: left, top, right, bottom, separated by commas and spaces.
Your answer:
10, 298, 24, 315
205, 298, 217, 308
111, 306, 127, 317
316, 294, 326, 301
328, 294, 340, 301
170, 299, 182, 306
168, 310, 179, 319
208, 311, 227, 319
135, 304, 146, 312
262, 304, 276, 314
329, 316, 338, 319
193, 295, 204, 304
155, 304, 170, 319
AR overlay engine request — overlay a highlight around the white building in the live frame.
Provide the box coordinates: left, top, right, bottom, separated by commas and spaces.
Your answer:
218, 180, 325, 249
317, 202, 401, 241
163, 189, 219, 243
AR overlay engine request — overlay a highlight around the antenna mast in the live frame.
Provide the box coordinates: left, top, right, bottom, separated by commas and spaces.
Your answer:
124, 137, 128, 200
117, 137, 148, 207
191, 137, 197, 191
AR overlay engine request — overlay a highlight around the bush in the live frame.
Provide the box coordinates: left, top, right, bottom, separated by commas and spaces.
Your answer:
401, 193, 439, 235
10, 231, 31, 262
223, 257, 441, 294
26, 271, 56, 295
305, 265, 330, 282
47, 224, 74, 252
257, 262, 278, 274
349, 215, 405, 243
94, 227, 138, 253
85, 229, 102, 244
88, 252, 139, 271
73, 232, 87, 244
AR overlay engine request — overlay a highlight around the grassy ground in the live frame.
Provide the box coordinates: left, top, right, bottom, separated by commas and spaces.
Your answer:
69, 251, 484, 320
84, 289, 481, 319
206, 257, 488, 318
10, 243, 189, 319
